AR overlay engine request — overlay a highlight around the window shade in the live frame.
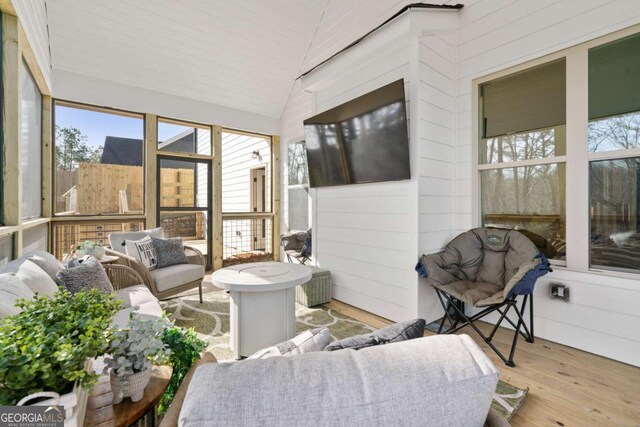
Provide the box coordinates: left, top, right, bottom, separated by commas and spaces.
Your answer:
481, 60, 566, 138
589, 33, 640, 120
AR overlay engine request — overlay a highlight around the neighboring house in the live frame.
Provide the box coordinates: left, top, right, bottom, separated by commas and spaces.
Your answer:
101, 130, 197, 169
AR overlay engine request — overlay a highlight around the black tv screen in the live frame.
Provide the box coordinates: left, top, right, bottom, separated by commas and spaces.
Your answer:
303, 79, 410, 188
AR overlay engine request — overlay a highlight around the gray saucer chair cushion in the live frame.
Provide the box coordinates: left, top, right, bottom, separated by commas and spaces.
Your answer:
324, 319, 425, 351
419, 228, 539, 306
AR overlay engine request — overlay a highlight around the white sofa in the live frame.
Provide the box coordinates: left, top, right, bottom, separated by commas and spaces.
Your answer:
0, 250, 162, 327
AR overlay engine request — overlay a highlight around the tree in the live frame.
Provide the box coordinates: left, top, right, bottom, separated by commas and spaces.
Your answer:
55, 126, 103, 170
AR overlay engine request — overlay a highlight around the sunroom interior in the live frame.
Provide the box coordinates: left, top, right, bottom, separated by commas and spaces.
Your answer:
1, 0, 640, 425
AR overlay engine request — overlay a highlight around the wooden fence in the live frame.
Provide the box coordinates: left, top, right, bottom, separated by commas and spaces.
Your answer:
55, 163, 195, 215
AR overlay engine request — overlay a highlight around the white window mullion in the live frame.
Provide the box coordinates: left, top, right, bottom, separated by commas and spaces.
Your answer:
565, 48, 590, 272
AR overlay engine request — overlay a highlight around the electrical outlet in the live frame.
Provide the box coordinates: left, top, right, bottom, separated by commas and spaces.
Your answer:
550, 283, 570, 302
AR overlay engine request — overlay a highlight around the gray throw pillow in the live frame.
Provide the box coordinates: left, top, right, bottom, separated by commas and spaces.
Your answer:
151, 237, 189, 269
57, 256, 114, 295
324, 318, 425, 351
248, 328, 330, 359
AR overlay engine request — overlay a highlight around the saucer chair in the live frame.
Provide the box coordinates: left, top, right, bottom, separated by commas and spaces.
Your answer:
416, 228, 552, 367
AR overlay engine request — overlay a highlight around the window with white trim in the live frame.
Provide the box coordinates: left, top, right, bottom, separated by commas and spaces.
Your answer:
479, 59, 567, 262
588, 33, 640, 273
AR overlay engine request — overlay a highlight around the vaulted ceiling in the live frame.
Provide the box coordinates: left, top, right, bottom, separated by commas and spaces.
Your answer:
46, 0, 328, 118
43, 1, 469, 121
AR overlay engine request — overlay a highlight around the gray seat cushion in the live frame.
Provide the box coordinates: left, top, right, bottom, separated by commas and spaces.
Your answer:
2, 258, 59, 296
112, 300, 163, 328
0, 274, 35, 318
23, 251, 66, 285
433, 280, 504, 307
180, 335, 498, 427
115, 285, 157, 309
108, 227, 165, 254
149, 264, 204, 293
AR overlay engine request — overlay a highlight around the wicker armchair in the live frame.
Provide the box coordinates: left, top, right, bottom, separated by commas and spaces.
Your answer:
102, 264, 146, 291
105, 228, 206, 303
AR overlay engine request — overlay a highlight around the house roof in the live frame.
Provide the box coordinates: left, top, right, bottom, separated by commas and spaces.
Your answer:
100, 136, 142, 166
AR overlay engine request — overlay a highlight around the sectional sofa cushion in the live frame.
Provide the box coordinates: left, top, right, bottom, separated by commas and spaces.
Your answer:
115, 285, 158, 309
57, 256, 114, 295
151, 237, 189, 268
2, 258, 59, 296
125, 236, 158, 270
108, 227, 165, 254
180, 335, 499, 427
248, 328, 331, 359
324, 318, 425, 351
149, 263, 204, 293
0, 274, 35, 317
23, 251, 66, 285
112, 301, 164, 328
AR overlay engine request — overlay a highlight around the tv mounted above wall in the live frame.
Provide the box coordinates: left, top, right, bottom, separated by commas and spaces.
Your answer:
303, 79, 410, 188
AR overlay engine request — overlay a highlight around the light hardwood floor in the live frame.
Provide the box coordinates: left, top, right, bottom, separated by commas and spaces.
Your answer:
324, 299, 640, 427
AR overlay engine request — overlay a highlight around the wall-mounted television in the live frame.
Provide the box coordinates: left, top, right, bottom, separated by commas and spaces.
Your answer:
303, 79, 410, 188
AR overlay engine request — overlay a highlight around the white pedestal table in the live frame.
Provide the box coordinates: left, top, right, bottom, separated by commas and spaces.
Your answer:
211, 262, 312, 359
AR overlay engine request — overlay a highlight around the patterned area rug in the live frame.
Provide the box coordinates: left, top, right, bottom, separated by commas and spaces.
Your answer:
161, 290, 527, 421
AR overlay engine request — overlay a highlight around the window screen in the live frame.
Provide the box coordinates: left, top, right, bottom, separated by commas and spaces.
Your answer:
21, 60, 42, 219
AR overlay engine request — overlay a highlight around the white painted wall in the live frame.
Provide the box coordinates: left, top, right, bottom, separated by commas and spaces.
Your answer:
13, 0, 51, 90
281, 0, 640, 366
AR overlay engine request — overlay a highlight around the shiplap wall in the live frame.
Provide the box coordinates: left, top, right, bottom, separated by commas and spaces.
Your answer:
454, 0, 640, 367
417, 32, 458, 320
282, 0, 640, 365
310, 31, 417, 322
13, 0, 51, 90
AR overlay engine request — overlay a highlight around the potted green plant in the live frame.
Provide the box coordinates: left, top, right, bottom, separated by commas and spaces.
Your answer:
0, 289, 122, 423
157, 326, 205, 414
104, 314, 171, 404
75, 240, 105, 260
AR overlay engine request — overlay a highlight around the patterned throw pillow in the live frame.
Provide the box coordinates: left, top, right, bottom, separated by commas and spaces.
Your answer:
57, 256, 114, 295
248, 328, 331, 359
151, 237, 189, 269
125, 236, 158, 270
324, 319, 426, 351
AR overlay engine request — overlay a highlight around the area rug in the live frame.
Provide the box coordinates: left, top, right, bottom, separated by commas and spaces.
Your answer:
160, 290, 527, 421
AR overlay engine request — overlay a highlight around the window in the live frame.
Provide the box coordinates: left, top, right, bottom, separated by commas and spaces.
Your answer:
287, 140, 309, 231
53, 102, 144, 216
21, 60, 42, 220
479, 60, 567, 262
588, 33, 640, 272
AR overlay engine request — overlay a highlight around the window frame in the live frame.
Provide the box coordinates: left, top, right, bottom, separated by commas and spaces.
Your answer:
51, 99, 147, 218
472, 23, 640, 277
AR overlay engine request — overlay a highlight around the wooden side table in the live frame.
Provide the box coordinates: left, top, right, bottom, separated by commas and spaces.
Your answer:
99, 255, 120, 265
84, 365, 172, 427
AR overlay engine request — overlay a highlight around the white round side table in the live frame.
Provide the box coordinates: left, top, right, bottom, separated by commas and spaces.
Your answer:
212, 262, 312, 359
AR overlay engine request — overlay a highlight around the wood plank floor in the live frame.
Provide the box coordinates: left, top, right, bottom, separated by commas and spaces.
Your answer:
324, 299, 640, 427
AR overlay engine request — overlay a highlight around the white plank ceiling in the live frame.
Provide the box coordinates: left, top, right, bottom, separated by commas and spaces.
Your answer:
46, 0, 328, 118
